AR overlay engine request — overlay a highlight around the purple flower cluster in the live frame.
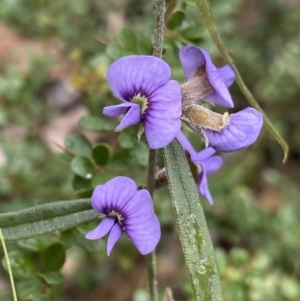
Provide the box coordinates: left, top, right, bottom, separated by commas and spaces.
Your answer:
85, 45, 264, 254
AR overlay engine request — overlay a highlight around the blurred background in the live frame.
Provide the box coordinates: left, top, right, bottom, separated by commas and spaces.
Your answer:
0, 0, 300, 300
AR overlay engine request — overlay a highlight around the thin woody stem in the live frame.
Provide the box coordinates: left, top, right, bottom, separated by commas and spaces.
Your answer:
146, 0, 166, 301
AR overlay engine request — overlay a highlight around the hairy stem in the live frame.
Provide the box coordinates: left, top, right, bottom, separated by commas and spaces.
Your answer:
146, 1, 166, 301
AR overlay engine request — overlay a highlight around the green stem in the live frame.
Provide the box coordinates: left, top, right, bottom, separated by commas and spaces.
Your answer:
195, 0, 289, 163
145, 1, 166, 300
0, 228, 18, 301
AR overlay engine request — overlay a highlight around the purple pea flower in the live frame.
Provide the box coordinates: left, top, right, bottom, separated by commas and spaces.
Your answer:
179, 45, 236, 108
204, 107, 263, 152
85, 176, 161, 256
103, 56, 182, 149
176, 132, 222, 204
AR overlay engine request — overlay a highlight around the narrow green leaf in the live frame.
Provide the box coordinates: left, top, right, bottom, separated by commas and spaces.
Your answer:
92, 143, 110, 166
71, 156, 94, 179
1, 210, 100, 243
64, 133, 92, 158
79, 115, 116, 132
120, 26, 138, 52
2, 250, 37, 280
163, 139, 223, 301
0, 199, 91, 228
194, 0, 289, 163
167, 10, 185, 30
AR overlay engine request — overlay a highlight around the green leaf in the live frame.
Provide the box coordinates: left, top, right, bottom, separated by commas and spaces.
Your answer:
64, 133, 92, 158
179, 26, 205, 40
1, 209, 100, 242
163, 139, 223, 301
131, 142, 148, 166
106, 44, 130, 60
120, 26, 138, 52
17, 279, 43, 301
92, 143, 110, 166
72, 175, 92, 190
39, 273, 63, 286
2, 250, 37, 280
42, 242, 66, 272
18, 236, 57, 252
0, 199, 91, 228
71, 156, 94, 179
91, 173, 112, 187
167, 10, 185, 30
79, 115, 116, 132
118, 131, 136, 149
138, 30, 153, 54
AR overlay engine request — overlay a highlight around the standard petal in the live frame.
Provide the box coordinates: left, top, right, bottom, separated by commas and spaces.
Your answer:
91, 176, 137, 213
142, 80, 182, 149
126, 214, 161, 255
204, 107, 263, 152
85, 217, 115, 240
179, 45, 206, 79
122, 189, 154, 218
115, 103, 141, 131
176, 132, 197, 159
103, 102, 134, 118
197, 167, 214, 205
107, 56, 171, 101
179, 45, 234, 108
107, 223, 123, 256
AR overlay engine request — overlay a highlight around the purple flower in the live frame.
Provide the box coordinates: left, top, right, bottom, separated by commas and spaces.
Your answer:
103, 56, 182, 149
179, 45, 236, 108
85, 176, 161, 255
176, 132, 222, 204
204, 107, 263, 152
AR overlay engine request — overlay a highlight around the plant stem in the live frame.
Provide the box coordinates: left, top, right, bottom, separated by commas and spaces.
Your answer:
0, 228, 18, 301
146, 1, 166, 301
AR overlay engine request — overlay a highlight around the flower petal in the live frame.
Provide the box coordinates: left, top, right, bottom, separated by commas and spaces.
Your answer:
176, 131, 197, 159
107, 55, 171, 101
217, 65, 236, 87
91, 176, 137, 213
126, 214, 161, 255
121, 189, 160, 255
179, 45, 234, 108
122, 189, 154, 217
143, 80, 182, 149
193, 147, 216, 163
85, 217, 115, 240
201, 156, 222, 176
115, 103, 141, 131
204, 107, 263, 152
197, 165, 214, 205
107, 223, 123, 256
103, 102, 135, 118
